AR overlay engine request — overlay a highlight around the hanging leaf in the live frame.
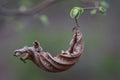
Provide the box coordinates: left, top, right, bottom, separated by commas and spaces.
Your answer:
13, 27, 84, 72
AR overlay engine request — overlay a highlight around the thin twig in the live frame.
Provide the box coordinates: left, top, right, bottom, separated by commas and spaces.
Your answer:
84, 7, 99, 10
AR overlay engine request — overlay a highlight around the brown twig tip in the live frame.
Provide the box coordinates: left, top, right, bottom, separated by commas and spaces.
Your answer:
13, 50, 21, 57
13, 27, 84, 72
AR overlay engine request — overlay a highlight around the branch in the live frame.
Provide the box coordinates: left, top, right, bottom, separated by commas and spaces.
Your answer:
0, 0, 64, 16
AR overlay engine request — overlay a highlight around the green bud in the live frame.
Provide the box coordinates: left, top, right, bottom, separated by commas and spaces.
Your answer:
98, 6, 106, 14
70, 7, 84, 19
40, 15, 49, 25
19, 5, 27, 12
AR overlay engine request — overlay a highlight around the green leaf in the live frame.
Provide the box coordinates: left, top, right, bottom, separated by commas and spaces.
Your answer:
70, 7, 84, 19
100, 1, 109, 9
90, 9, 97, 15
19, 0, 32, 12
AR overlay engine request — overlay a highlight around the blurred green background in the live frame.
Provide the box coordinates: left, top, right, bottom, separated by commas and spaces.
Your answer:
0, 0, 120, 80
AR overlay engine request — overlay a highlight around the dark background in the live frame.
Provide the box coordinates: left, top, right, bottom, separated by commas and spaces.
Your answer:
0, 0, 120, 80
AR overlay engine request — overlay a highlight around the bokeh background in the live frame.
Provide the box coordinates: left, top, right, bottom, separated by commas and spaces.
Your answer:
0, 0, 120, 80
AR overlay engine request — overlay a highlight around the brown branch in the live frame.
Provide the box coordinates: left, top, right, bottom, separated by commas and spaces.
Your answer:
0, 0, 100, 16
0, 0, 64, 16
81, 0, 99, 7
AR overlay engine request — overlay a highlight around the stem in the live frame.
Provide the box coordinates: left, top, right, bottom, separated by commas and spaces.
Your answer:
75, 18, 79, 27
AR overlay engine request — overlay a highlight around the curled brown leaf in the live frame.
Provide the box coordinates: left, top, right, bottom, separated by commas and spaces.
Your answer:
13, 26, 84, 72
